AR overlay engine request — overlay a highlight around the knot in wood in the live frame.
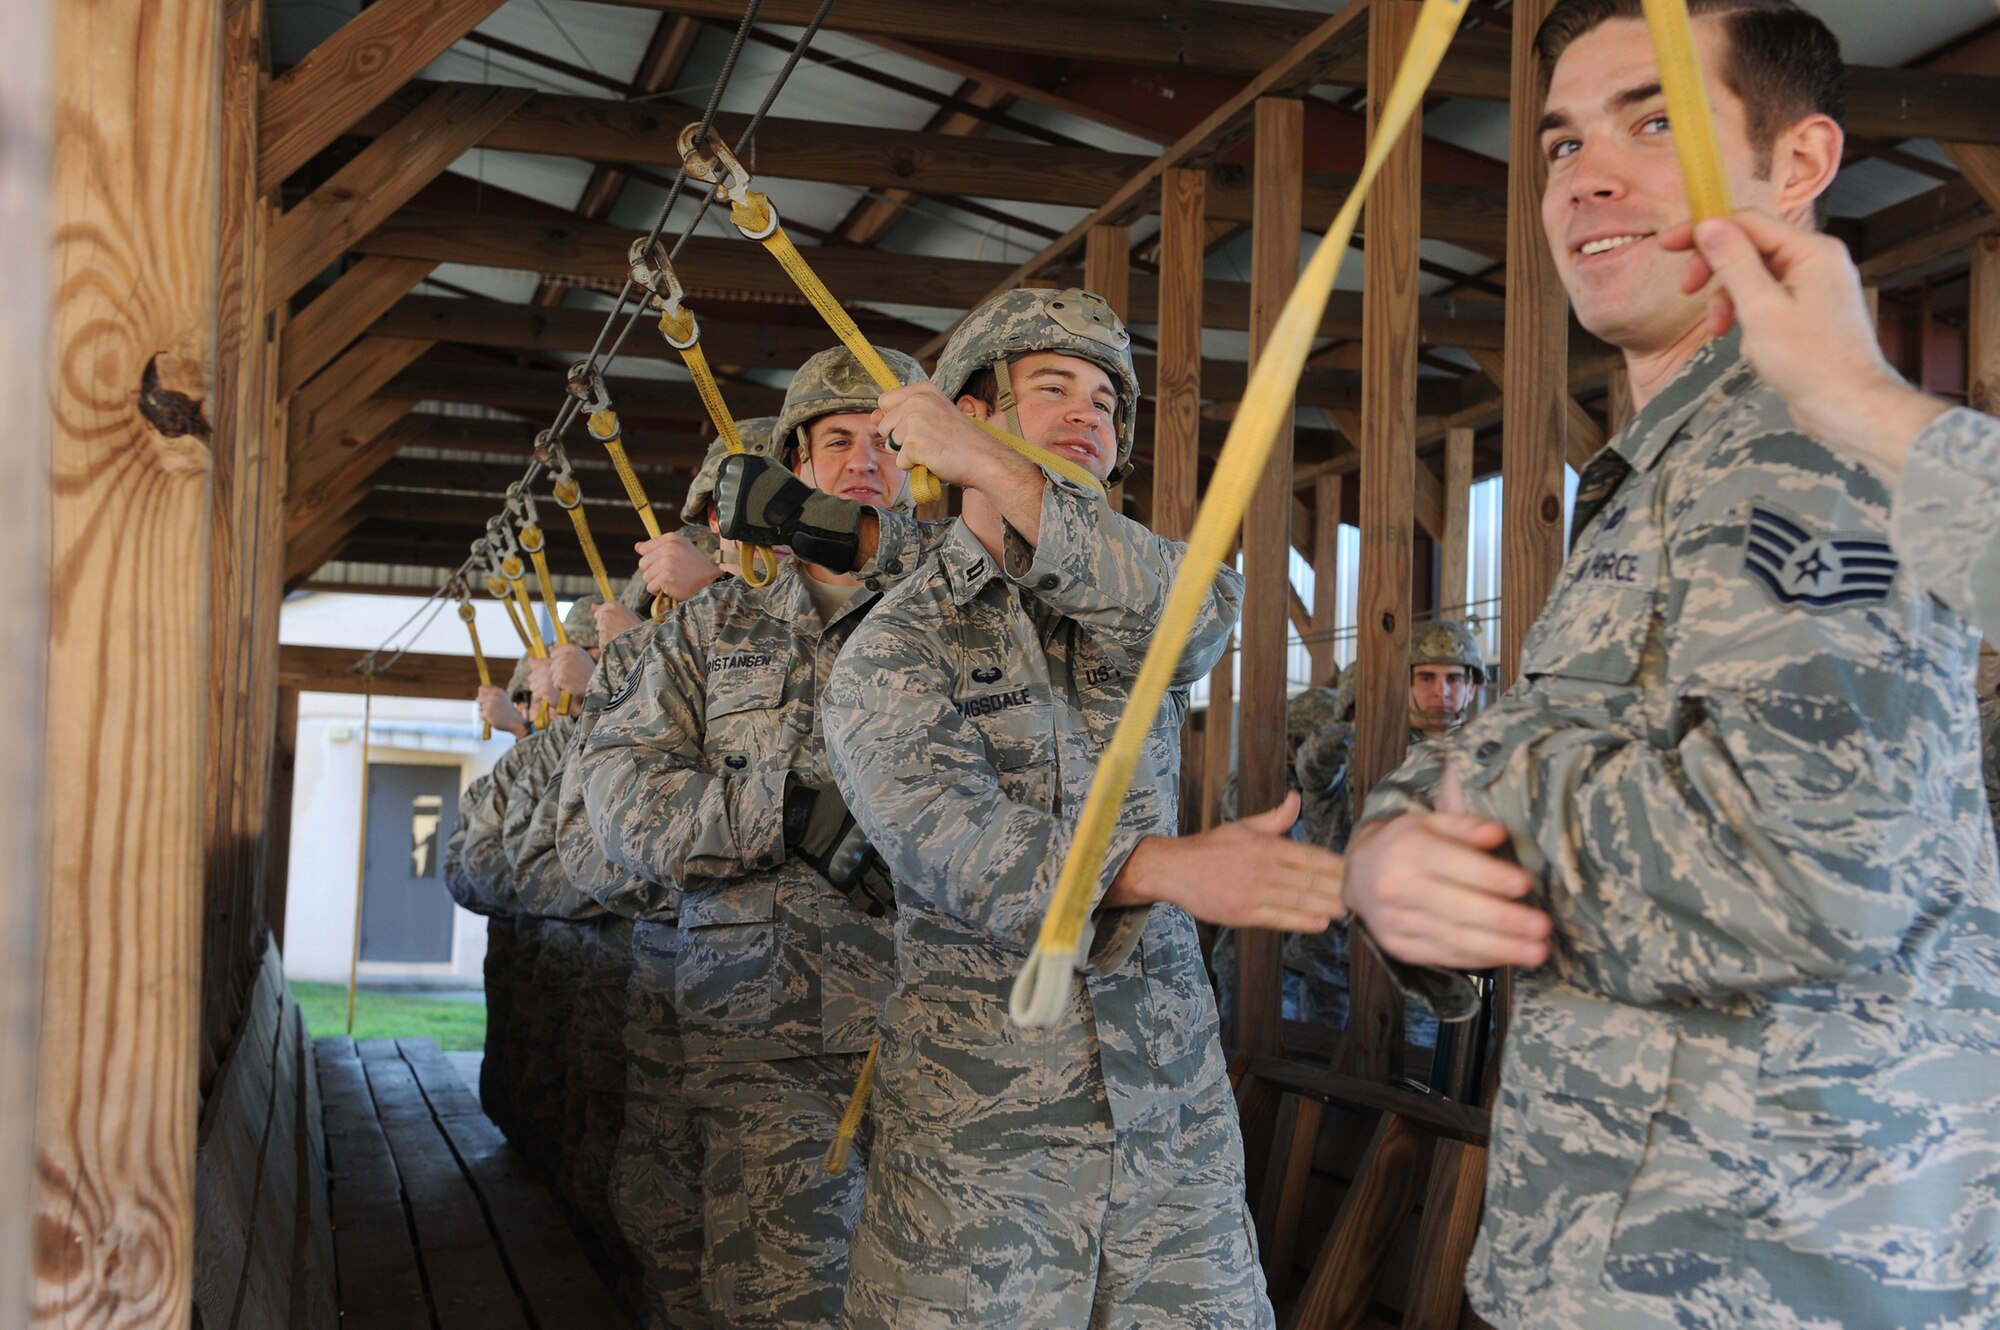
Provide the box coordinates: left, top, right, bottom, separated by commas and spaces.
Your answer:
138, 355, 211, 441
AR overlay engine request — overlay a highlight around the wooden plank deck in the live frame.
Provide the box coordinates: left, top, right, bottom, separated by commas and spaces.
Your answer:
316, 1035, 633, 1330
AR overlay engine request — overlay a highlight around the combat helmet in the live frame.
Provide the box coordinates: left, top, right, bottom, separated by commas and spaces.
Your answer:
1409, 619, 1487, 687
932, 287, 1141, 482
682, 417, 781, 526
1287, 685, 1344, 741
1334, 667, 1359, 724
504, 654, 535, 704
775, 346, 927, 462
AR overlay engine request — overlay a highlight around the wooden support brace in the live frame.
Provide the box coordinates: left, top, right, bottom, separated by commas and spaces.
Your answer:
281, 256, 440, 395
288, 337, 434, 460
1310, 473, 1343, 685
1440, 427, 1473, 616
1254, 1091, 1325, 1297
259, 0, 509, 191
1401, 1137, 1489, 1330
265, 84, 528, 311
1153, 168, 1204, 544
1286, 1111, 1434, 1330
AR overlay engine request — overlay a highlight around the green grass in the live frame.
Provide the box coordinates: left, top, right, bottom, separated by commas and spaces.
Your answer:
291, 981, 488, 1052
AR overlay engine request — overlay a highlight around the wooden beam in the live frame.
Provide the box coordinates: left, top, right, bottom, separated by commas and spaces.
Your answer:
264, 84, 528, 310
1499, 0, 1569, 690
376, 360, 779, 441
1401, 1137, 1488, 1330
1345, 1, 1425, 1088
284, 507, 369, 589
289, 398, 419, 509
1440, 427, 1473, 616
1310, 473, 1342, 686
41, 0, 213, 1312
267, 685, 301, 945
1470, 347, 1606, 473
833, 79, 1013, 248
916, 0, 1373, 358
280, 257, 439, 394
288, 336, 434, 459
258, 0, 508, 190
1973, 235, 1999, 417
1856, 177, 1998, 286
1235, 97, 1301, 1065
1160, 169, 1200, 544
1941, 143, 2000, 215
0, 0, 47, 1312
355, 209, 1550, 350
1288, 1112, 1433, 1330
361, 80, 1510, 251
1084, 224, 1132, 320
1201, 632, 1235, 835
279, 645, 483, 701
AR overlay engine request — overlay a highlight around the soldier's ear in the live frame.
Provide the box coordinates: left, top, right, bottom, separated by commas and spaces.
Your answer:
956, 395, 990, 421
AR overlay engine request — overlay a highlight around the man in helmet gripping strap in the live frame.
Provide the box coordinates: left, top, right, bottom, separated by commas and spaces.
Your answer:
815, 288, 1343, 1328
575, 355, 927, 1329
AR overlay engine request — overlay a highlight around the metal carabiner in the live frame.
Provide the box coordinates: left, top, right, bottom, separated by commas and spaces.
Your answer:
630, 237, 700, 349
678, 123, 753, 201
566, 361, 614, 418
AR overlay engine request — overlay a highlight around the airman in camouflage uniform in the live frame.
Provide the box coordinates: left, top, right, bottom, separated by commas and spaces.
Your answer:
504, 597, 638, 1254
823, 289, 1342, 1328
577, 358, 924, 1329
1891, 408, 2000, 639
1345, 9, 2000, 1325
447, 654, 538, 1141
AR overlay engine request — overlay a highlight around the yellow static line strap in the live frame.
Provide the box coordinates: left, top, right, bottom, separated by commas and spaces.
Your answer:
521, 526, 575, 716
653, 309, 778, 587
725, 190, 1109, 505
504, 568, 549, 729
495, 588, 534, 651
554, 476, 619, 604
822, 1039, 879, 1176
1009, 0, 1474, 1029
587, 408, 673, 621
460, 600, 493, 741
1641, 0, 1732, 223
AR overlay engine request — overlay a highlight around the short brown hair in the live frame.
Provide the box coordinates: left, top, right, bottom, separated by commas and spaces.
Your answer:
1536, 0, 1845, 175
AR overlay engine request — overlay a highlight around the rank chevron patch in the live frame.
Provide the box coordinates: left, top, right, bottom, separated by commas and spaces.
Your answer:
1744, 504, 1899, 612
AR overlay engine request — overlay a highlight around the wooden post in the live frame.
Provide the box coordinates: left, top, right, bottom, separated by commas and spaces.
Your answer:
1155, 168, 1205, 828
1310, 473, 1343, 685
0, 0, 50, 1317
1345, 0, 1426, 1084
1202, 632, 1236, 833
1440, 428, 1473, 616
267, 687, 302, 947
1085, 224, 1132, 511
1971, 236, 1998, 415
1154, 169, 1205, 545
39, 0, 217, 1317
1236, 96, 1302, 1059
1500, 0, 1570, 684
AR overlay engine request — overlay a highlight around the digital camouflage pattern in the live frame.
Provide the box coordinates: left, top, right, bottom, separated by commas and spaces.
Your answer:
683, 417, 782, 527
1363, 332, 2000, 1329
1982, 694, 1999, 838
775, 346, 926, 458
574, 557, 902, 1329
1891, 406, 2000, 639
822, 476, 1273, 1325
444, 772, 521, 1136
931, 287, 1140, 477
1408, 619, 1487, 684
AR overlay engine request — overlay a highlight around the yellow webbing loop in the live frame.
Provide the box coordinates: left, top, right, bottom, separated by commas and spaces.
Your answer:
552, 474, 619, 604
519, 521, 575, 717
460, 599, 494, 741
502, 556, 550, 729
488, 571, 535, 651
1641, 0, 1732, 222
1009, 0, 1474, 1028
584, 406, 675, 621
678, 129, 1106, 505
822, 1039, 879, 1176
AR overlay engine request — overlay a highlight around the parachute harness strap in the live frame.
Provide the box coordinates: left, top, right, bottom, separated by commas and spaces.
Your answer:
511, 486, 575, 718
490, 518, 550, 729
569, 364, 675, 620
457, 587, 494, 741
678, 129, 1107, 507
539, 433, 618, 604
631, 240, 778, 587
1009, 0, 1476, 1028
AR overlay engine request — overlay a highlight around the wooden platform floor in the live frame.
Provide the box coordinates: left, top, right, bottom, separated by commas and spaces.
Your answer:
316, 1035, 636, 1330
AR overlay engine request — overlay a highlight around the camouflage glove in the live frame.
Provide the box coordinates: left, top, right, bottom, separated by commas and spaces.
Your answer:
783, 778, 894, 917
715, 453, 864, 573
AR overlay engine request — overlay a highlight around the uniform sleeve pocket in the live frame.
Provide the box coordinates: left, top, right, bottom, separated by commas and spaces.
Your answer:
976, 700, 1055, 772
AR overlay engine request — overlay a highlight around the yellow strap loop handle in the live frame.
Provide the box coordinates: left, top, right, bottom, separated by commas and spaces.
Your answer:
655, 302, 778, 587
1009, 0, 1474, 1028
822, 1039, 879, 1176
1641, 0, 1733, 223
585, 407, 676, 621
488, 572, 535, 651
460, 600, 494, 741
552, 474, 619, 604
520, 522, 575, 717
501, 555, 550, 729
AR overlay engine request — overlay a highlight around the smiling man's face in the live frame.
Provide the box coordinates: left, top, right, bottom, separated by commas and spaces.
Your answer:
1539, 17, 1778, 354
993, 351, 1119, 483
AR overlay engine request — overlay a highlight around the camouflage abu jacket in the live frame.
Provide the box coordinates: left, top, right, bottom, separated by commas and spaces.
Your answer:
501, 716, 605, 921
547, 624, 681, 923
823, 475, 1245, 1149
447, 735, 552, 919
1892, 405, 2000, 640
574, 559, 897, 1063
444, 773, 507, 916
1364, 331, 1999, 1329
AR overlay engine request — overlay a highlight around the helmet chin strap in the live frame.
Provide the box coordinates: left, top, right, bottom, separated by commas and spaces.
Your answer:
992, 356, 1025, 447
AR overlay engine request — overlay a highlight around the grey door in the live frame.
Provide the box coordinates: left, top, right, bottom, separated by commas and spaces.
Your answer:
359, 763, 462, 962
